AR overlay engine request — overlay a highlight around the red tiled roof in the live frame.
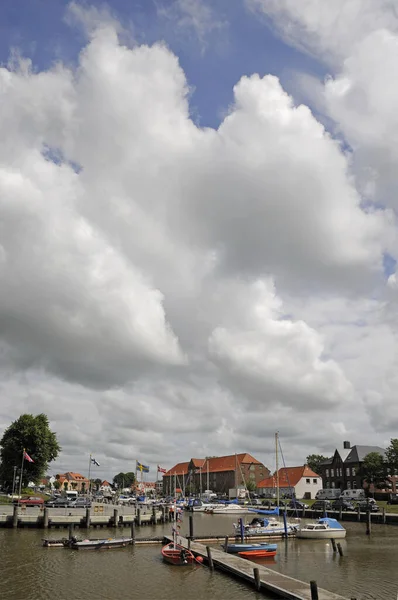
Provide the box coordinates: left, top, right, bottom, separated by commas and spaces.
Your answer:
258, 466, 320, 488
101, 480, 111, 486
165, 453, 264, 476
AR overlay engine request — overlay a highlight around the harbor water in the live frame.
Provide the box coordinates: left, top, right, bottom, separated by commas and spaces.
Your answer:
1, 511, 398, 599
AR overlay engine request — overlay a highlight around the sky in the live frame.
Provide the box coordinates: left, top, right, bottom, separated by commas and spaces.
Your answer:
1, 0, 398, 483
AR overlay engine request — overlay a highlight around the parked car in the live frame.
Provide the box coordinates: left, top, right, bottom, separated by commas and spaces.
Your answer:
287, 500, 307, 510
13, 496, 44, 507
45, 497, 72, 508
69, 497, 92, 508
357, 499, 380, 512
331, 499, 356, 511
311, 500, 332, 512
387, 493, 398, 505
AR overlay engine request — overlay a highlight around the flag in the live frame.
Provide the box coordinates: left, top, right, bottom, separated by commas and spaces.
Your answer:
158, 466, 166, 474
91, 457, 100, 466
136, 461, 149, 473
24, 451, 34, 463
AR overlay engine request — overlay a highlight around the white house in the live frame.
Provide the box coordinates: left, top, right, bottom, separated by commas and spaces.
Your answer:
100, 480, 112, 492
257, 465, 322, 499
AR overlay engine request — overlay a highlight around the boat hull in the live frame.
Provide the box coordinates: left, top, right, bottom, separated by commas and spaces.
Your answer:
225, 543, 277, 553
296, 529, 346, 539
161, 543, 195, 565
238, 550, 277, 558
66, 537, 133, 550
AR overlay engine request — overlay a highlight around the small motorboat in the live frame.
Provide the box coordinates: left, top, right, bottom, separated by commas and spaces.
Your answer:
43, 538, 71, 548
64, 536, 133, 550
238, 549, 277, 558
234, 516, 297, 537
224, 542, 277, 554
296, 517, 346, 539
161, 542, 195, 565
209, 504, 249, 515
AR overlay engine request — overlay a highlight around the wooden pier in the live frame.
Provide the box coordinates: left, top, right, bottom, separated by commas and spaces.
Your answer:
168, 535, 348, 600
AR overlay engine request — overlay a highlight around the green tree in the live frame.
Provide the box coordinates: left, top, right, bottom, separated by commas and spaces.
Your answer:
246, 481, 256, 492
53, 480, 61, 490
361, 452, 387, 489
63, 482, 68, 491
0, 414, 61, 489
306, 454, 328, 475
113, 472, 135, 489
385, 439, 398, 475
94, 478, 102, 491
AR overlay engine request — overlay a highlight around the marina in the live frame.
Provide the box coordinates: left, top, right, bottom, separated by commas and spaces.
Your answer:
2, 510, 398, 599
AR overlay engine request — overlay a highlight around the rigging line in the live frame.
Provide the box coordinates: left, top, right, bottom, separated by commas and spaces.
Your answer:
278, 436, 300, 517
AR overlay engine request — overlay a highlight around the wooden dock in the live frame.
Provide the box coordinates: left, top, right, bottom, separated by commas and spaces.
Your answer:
168, 535, 348, 600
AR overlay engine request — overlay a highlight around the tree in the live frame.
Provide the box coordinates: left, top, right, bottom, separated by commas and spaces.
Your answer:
385, 439, 398, 475
360, 452, 388, 490
246, 481, 256, 493
113, 472, 135, 489
53, 480, 61, 490
0, 414, 61, 489
306, 454, 328, 475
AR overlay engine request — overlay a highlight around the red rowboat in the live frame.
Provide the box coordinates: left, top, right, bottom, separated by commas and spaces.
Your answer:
161, 542, 195, 566
238, 549, 277, 558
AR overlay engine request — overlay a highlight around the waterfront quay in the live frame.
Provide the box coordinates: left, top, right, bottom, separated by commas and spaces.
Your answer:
0, 501, 171, 529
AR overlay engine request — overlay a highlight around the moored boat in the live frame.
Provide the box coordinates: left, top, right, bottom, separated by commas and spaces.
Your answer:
64, 536, 133, 550
238, 549, 277, 558
296, 517, 346, 539
233, 516, 298, 537
208, 504, 249, 515
161, 542, 195, 565
223, 542, 277, 554
43, 538, 71, 548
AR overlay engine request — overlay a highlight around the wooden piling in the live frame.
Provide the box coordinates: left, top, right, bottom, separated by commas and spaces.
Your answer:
12, 505, 18, 528
224, 536, 229, 552
43, 507, 49, 529
136, 508, 141, 526
310, 580, 319, 600
366, 510, 371, 535
339, 506, 343, 520
357, 505, 361, 521
253, 567, 261, 591
331, 538, 337, 552
161, 505, 166, 523
337, 543, 344, 557
85, 508, 91, 529
206, 546, 214, 570
131, 521, 135, 544
68, 523, 74, 540
382, 507, 386, 524
113, 508, 119, 527
189, 515, 194, 540
151, 505, 156, 524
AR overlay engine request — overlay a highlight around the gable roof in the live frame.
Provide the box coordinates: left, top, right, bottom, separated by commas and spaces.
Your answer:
345, 446, 386, 463
165, 453, 265, 477
258, 466, 320, 488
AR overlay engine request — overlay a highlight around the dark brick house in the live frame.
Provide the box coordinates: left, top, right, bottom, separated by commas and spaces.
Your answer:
318, 441, 386, 491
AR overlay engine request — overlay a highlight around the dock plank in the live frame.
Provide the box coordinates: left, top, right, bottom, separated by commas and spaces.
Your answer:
168, 536, 348, 600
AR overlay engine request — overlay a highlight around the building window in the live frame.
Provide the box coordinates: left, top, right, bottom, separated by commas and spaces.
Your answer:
346, 467, 350, 476
352, 480, 357, 489
347, 481, 351, 489
326, 469, 329, 477
313, 479, 317, 484
306, 478, 310, 484
352, 467, 356, 477
331, 469, 334, 477
331, 481, 335, 488
250, 465, 255, 471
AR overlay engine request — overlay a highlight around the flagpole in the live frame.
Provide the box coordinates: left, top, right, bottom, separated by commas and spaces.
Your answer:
18, 448, 25, 499
88, 454, 92, 496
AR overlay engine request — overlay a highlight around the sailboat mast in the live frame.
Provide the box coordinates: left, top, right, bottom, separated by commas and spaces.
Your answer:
275, 433, 279, 507
235, 453, 238, 499
207, 459, 209, 492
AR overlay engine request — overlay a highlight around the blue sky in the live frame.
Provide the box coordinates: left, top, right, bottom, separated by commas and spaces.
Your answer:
0, 0, 326, 128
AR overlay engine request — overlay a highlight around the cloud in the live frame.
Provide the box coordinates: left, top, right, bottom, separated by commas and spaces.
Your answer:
157, 0, 228, 54
0, 4, 396, 475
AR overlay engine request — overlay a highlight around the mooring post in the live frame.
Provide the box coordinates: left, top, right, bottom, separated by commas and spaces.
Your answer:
337, 542, 344, 557
113, 508, 119, 528
206, 546, 214, 570
239, 518, 244, 543
85, 508, 91, 529
339, 506, 343, 520
43, 507, 49, 529
152, 505, 157, 524
12, 504, 18, 528
189, 515, 194, 540
68, 523, 74, 540
366, 510, 371, 535
357, 505, 361, 521
131, 521, 135, 544
310, 580, 319, 600
165, 505, 170, 522
224, 536, 229, 552
136, 507, 141, 526
161, 505, 166, 523
253, 567, 261, 592
382, 507, 386, 524
331, 538, 337, 552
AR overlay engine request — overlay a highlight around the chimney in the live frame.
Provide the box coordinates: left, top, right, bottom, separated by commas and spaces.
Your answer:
343, 441, 351, 449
